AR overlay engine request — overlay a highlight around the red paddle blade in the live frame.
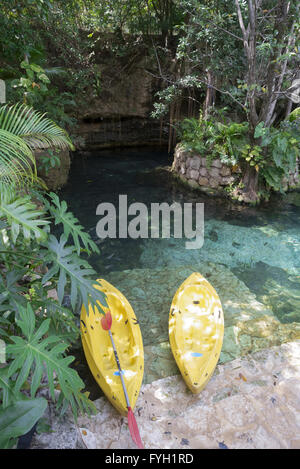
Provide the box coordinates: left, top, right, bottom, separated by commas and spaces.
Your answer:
128, 407, 144, 449
101, 311, 112, 330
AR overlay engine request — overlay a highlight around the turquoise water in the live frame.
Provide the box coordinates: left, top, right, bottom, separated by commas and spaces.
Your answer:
59, 146, 300, 326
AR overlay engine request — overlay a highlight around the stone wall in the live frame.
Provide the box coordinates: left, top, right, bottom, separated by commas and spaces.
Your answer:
172, 144, 299, 195
284, 163, 299, 190
172, 144, 239, 193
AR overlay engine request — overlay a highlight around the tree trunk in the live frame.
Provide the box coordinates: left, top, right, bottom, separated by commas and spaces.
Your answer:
241, 164, 259, 202
203, 70, 215, 120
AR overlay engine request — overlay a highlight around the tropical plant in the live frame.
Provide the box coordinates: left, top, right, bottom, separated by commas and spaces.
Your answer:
0, 103, 72, 196
0, 103, 106, 448
253, 119, 300, 192
179, 113, 300, 196
179, 116, 249, 167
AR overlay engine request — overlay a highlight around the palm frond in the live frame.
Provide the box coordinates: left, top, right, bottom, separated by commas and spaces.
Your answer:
0, 129, 37, 188
0, 104, 74, 151
0, 195, 49, 243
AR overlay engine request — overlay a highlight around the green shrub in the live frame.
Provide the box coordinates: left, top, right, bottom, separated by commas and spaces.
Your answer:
0, 103, 106, 448
178, 113, 300, 194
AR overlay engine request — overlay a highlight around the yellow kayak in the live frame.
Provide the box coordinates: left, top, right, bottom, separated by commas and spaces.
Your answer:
80, 279, 144, 416
169, 272, 224, 393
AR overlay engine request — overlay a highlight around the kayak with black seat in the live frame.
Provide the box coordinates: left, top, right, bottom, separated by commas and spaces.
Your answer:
169, 272, 224, 394
80, 278, 144, 416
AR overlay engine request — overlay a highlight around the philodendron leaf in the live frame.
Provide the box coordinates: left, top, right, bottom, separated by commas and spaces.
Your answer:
43, 234, 107, 313
45, 192, 99, 256
6, 303, 96, 419
0, 397, 47, 449
0, 366, 25, 409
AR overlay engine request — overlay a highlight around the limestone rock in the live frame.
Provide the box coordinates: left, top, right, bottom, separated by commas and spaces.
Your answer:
210, 167, 221, 178
208, 177, 220, 189
189, 169, 199, 180
74, 341, 300, 449
187, 179, 199, 189
190, 157, 201, 171
220, 166, 232, 177
198, 176, 209, 186
211, 159, 222, 169
221, 176, 235, 186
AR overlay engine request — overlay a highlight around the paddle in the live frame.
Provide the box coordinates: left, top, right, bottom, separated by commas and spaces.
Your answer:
101, 310, 144, 449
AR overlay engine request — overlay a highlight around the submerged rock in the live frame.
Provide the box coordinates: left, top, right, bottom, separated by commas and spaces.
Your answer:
140, 218, 300, 275
103, 261, 300, 383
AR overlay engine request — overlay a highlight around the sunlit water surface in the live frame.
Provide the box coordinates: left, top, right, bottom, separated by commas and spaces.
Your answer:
59, 147, 300, 395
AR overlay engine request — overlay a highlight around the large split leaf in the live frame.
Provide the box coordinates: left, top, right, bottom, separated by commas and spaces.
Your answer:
43, 234, 106, 313
6, 303, 95, 419
0, 366, 25, 409
45, 192, 99, 255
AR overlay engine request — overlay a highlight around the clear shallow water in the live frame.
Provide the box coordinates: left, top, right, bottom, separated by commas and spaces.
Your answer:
59, 146, 300, 325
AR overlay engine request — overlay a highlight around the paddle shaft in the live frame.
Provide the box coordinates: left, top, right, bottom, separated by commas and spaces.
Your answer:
108, 330, 130, 409
101, 311, 144, 448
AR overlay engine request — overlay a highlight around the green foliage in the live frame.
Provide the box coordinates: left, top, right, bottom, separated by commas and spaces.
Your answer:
0, 196, 49, 243
0, 129, 37, 190
287, 107, 300, 122
45, 192, 99, 256
0, 103, 74, 151
6, 303, 95, 418
0, 102, 105, 447
179, 115, 248, 167
38, 149, 61, 174
0, 103, 74, 201
8, 62, 78, 131
179, 112, 300, 195
0, 397, 48, 448
12, 61, 51, 104
43, 234, 104, 311
253, 119, 300, 191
